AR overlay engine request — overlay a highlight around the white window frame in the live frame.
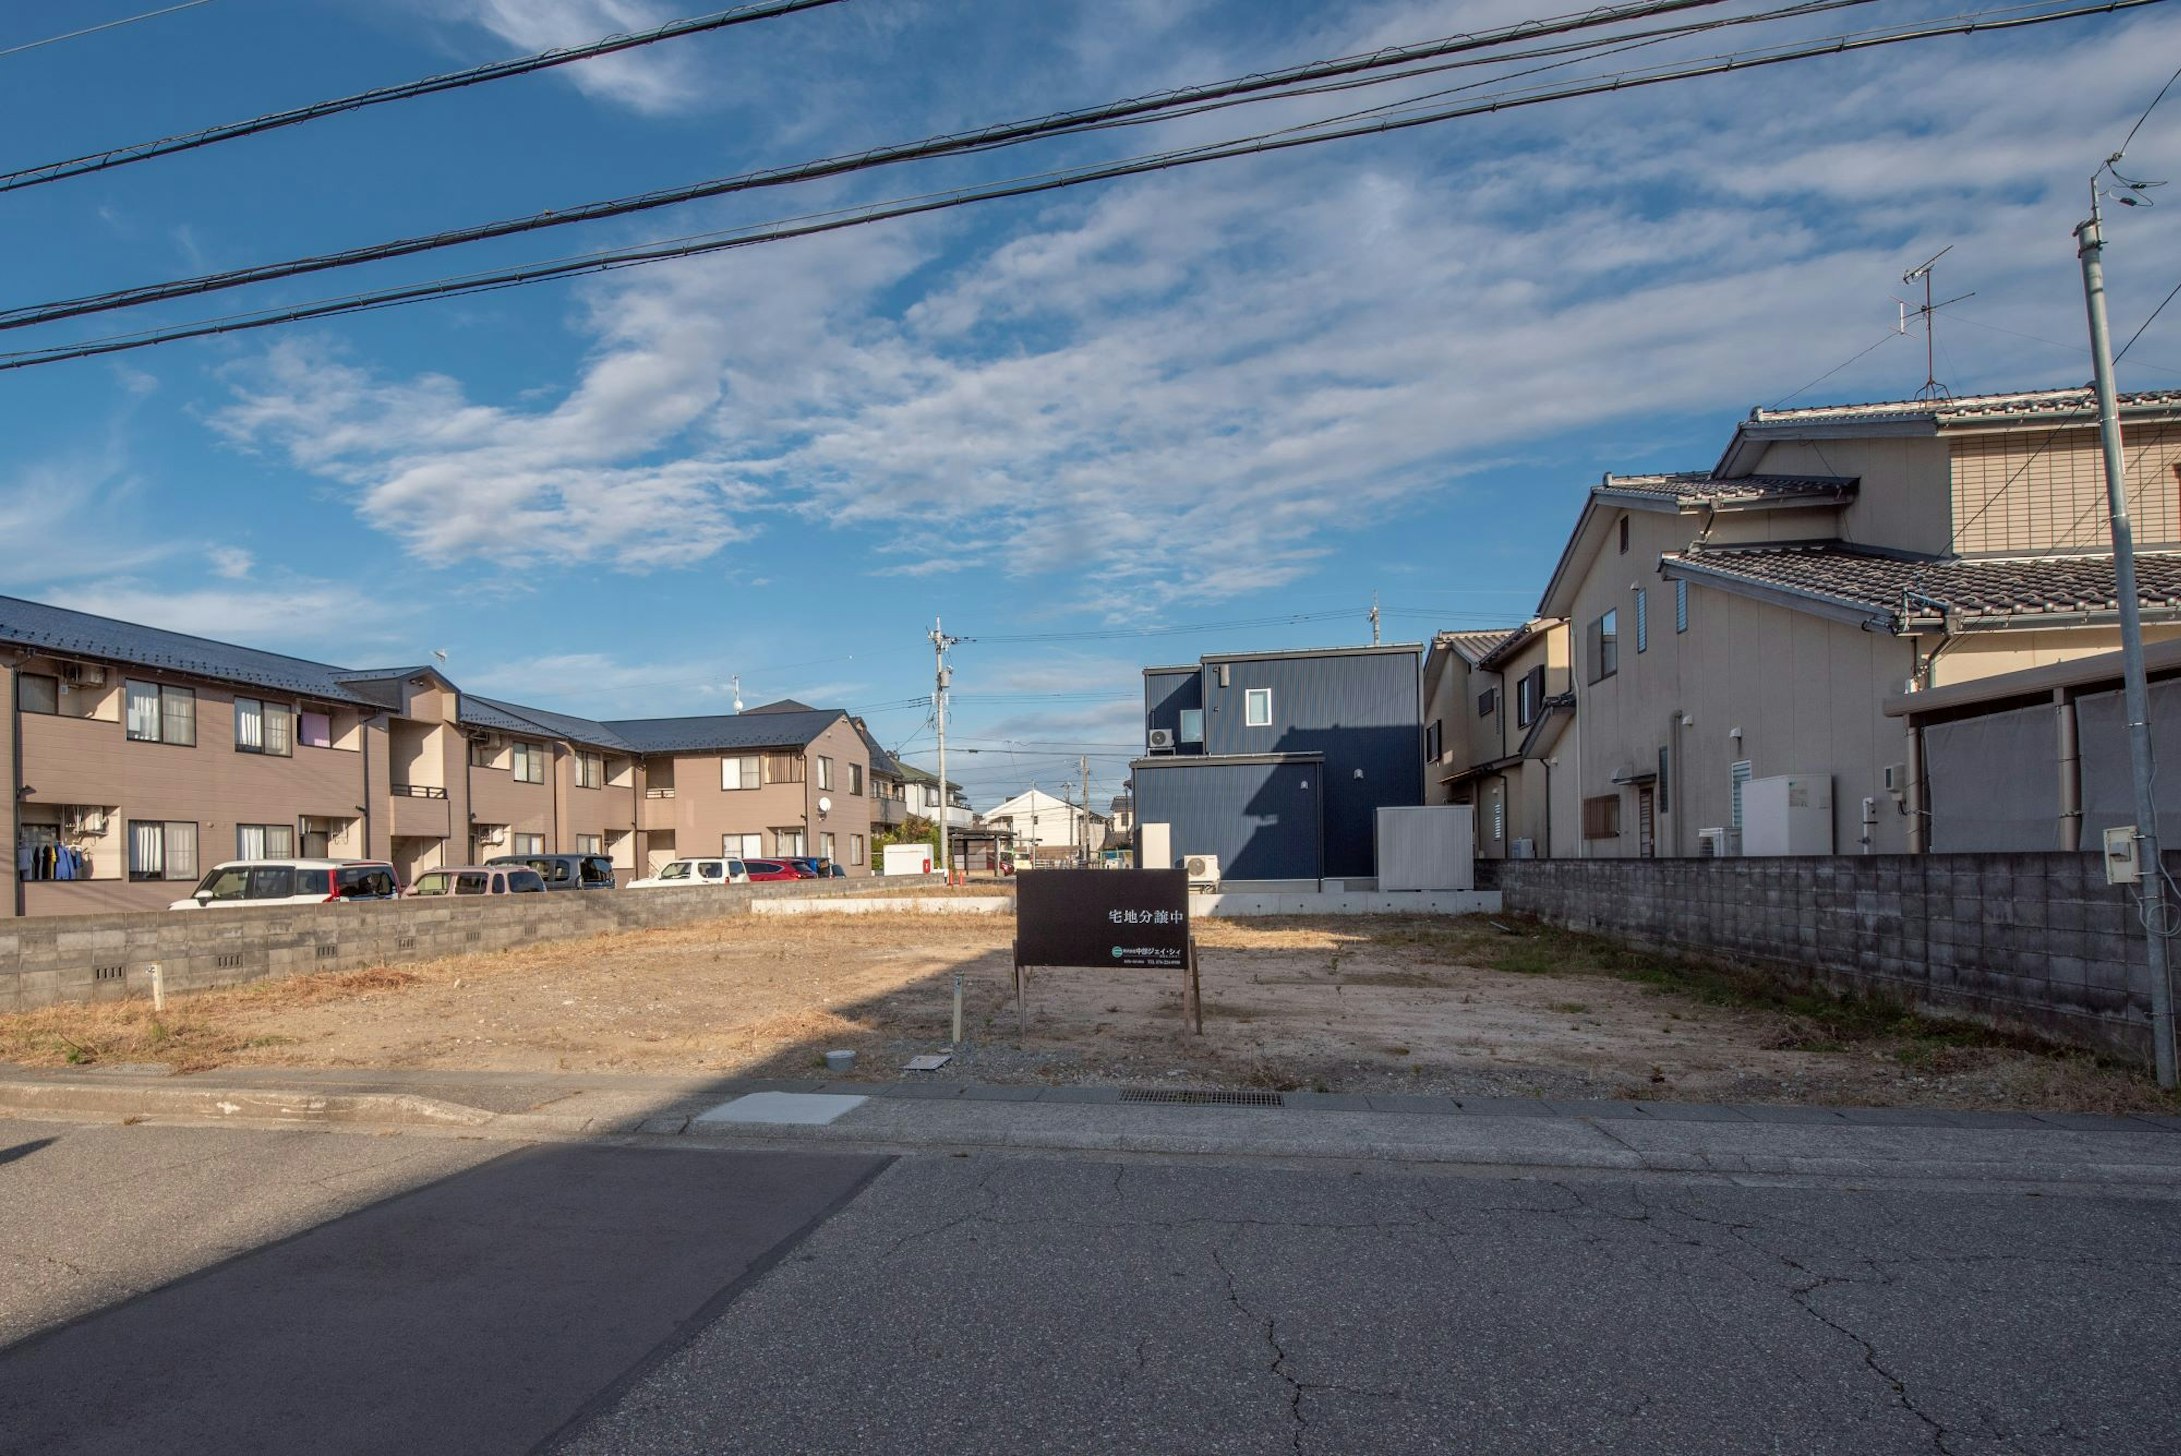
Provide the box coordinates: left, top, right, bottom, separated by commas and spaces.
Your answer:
1244, 688, 1272, 727
1177, 707, 1204, 744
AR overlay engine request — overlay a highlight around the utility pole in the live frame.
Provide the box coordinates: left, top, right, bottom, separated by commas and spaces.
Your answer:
1079, 754, 1090, 865
930, 619, 958, 882
2077, 195, 2177, 1089
1370, 593, 1381, 646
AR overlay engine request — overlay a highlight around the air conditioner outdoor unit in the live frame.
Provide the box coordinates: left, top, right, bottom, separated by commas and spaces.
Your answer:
64, 808, 108, 836
477, 826, 507, 846
1146, 728, 1176, 753
1183, 853, 1221, 889
1696, 827, 1727, 857
60, 663, 106, 687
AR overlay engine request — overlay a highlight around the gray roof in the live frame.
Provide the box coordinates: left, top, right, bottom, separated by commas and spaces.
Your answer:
1745, 387, 2181, 430
849, 718, 901, 780
461, 694, 631, 751
1595, 472, 1856, 509
0, 592, 402, 706
1434, 628, 1522, 666
1664, 544, 2181, 631
602, 707, 844, 754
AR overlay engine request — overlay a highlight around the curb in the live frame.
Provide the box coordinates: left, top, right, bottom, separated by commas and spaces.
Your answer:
0, 1079, 495, 1129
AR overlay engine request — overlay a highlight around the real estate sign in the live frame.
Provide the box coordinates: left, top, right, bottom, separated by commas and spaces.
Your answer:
1015, 868, 1188, 969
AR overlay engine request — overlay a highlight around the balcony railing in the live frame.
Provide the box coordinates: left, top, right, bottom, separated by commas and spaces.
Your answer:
644, 787, 676, 799
391, 784, 448, 799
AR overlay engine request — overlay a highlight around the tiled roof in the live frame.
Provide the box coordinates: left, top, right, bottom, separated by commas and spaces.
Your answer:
1745, 387, 2181, 429
1596, 472, 1857, 506
461, 694, 631, 752
850, 717, 900, 779
1434, 628, 1522, 665
0, 593, 393, 705
602, 708, 844, 754
1665, 544, 2181, 629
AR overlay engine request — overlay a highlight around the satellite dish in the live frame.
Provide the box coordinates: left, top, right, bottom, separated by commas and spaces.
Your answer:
817, 796, 832, 815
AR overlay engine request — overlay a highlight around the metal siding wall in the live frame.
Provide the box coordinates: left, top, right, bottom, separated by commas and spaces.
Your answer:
1203, 652, 1422, 878
1143, 670, 1202, 753
2077, 679, 2181, 846
1923, 705, 2062, 852
1133, 760, 1321, 880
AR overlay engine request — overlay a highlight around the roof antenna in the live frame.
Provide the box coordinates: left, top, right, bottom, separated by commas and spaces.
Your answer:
730, 673, 743, 713
431, 648, 449, 666
1894, 246, 1974, 400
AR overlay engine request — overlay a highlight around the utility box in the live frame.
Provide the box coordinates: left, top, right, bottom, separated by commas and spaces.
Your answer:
1741, 774, 1833, 856
1138, 822, 1173, 871
882, 843, 935, 877
1374, 805, 1476, 891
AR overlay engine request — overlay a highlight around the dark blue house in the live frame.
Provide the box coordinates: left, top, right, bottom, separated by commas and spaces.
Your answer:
1132, 644, 1425, 883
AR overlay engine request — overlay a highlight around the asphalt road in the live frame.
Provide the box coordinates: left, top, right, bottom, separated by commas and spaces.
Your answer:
2, 1115, 2177, 1455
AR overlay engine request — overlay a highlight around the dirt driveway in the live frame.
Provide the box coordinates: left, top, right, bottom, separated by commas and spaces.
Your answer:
0, 913, 2165, 1113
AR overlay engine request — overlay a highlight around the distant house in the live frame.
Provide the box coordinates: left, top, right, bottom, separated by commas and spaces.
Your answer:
986, 787, 1106, 862
1132, 643, 1425, 883
852, 717, 908, 831
895, 763, 974, 829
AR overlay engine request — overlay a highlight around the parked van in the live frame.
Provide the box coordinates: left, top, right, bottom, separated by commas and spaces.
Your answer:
411, 865, 547, 896
486, 853, 616, 891
170, 860, 402, 911
626, 858, 748, 888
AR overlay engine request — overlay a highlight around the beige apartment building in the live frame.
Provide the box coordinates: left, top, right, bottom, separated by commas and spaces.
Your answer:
1447, 387, 2181, 858
1425, 621, 1579, 859
2, 596, 877, 917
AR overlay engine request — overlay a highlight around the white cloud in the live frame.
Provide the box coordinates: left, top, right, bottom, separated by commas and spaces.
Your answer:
207, 546, 254, 580
61, 579, 404, 656
438, 0, 700, 115
208, 6, 2181, 610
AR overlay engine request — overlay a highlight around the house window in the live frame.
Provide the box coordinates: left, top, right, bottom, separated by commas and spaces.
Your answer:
722, 755, 761, 790
773, 828, 805, 856
1583, 794, 1622, 839
764, 752, 805, 784
511, 742, 546, 784
1618, 515, 1630, 554
576, 751, 604, 789
18, 673, 58, 714
128, 821, 197, 881
923, 784, 940, 808
1589, 610, 1619, 683
1516, 666, 1545, 728
236, 823, 296, 860
125, 680, 196, 745
1476, 686, 1496, 718
1244, 688, 1272, 727
820, 831, 836, 861
1177, 708, 1204, 744
235, 698, 294, 756
1425, 721, 1443, 762
1634, 589, 1649, 654
725, 833, 763, 859
816, 756, 834, 791
851, 834, 865, 866
298, 711, 332, 748
513, 832, 545, 855
575, 834, 601, 853
1676, 579, 1689, 634
850, 763, 864, 796
1730, 759, 1754, 832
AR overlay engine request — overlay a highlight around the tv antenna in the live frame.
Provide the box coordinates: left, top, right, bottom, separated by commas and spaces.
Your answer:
1893, 246, 1973, 400
729, 674, 743, 713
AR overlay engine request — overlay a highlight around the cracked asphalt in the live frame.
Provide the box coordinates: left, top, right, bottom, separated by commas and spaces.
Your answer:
556, 1154, 2181, 1456
4, 1115, 2178, 1455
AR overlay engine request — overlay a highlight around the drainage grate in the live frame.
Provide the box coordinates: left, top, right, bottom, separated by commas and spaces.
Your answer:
1119, 1088, 1285, 1108
315, 944, 340, 959
396, 935, 417, 951
93, 965, 123, 982
215, 953, 244, 969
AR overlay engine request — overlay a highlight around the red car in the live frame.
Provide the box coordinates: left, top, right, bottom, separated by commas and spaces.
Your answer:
742, 858, 805, 882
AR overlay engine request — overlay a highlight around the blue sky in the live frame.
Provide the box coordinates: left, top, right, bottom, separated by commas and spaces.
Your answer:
3, 0, 2179, 807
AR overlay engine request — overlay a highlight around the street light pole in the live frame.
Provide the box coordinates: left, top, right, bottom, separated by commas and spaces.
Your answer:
2077, 199, 2177, 1089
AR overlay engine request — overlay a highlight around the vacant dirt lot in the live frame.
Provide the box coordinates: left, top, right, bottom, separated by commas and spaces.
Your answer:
1, 913, 2168, 1113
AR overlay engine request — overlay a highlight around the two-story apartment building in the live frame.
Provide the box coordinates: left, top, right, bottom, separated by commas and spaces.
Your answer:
1425, 621, 1578, 859
3, 596, 876, 916
1476, 387, 2181, 858
1133, 643, 1425, 883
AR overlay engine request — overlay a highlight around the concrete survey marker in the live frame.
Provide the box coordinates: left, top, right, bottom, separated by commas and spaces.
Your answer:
695, 1092, 869, 1126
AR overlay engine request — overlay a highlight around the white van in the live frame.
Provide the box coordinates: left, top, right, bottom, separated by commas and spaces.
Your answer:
626, 857, 748, 888
170, 859, 401, 911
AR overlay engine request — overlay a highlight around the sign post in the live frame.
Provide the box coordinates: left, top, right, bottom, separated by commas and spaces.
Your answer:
1013, 869, 1197, 1034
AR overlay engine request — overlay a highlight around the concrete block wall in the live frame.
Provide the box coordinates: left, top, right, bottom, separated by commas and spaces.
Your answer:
1478, 854, 2156, 1063
0, 877, 941, 1016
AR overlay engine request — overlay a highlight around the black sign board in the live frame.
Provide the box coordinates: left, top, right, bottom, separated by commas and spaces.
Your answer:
1015, 868, 1189, 969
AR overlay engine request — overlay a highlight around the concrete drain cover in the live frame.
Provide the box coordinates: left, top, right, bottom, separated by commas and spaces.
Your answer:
693, 1092, 868, 1126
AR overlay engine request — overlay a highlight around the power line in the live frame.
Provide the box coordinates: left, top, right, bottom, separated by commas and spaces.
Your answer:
2115, 60, 2181, 156
0, 0, 847, 194
0, 0, 2157, 371
2117, 275, 2181, 361
0, 1, 214, 62
0, 0, 1748, 329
